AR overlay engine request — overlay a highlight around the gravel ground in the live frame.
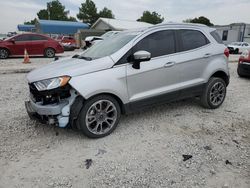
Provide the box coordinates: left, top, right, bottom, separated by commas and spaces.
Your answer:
0, 55, 249, 188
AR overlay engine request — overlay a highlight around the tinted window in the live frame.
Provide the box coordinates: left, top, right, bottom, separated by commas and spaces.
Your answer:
14, 35, 30, 41
222, 30, 228, 41
134, 30, 176, 58
210, 31, 223, 44
30, 35, 47, 41
179, 30, 209, 51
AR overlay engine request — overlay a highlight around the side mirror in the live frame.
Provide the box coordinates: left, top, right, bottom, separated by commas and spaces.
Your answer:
9, 39, 15, 43
132, 50, 151, 69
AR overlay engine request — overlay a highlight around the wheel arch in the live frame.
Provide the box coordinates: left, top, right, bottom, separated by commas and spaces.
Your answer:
44, 47, 55, 53
210, 70, 229, 86
83, 92, 126, 114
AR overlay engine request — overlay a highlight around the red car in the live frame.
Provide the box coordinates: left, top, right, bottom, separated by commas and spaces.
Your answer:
238, 50, 250, 77
0, 33, 64, 59
59, 36, 77, 51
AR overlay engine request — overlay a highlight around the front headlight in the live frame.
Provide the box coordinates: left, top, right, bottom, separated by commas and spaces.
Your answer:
34, 76, 71, 91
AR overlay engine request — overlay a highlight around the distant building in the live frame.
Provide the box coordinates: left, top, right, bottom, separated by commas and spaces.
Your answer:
91, 18, 153, 31
36, 20, 89, 35
214, 23, 250, 44
17, 24, 36, 32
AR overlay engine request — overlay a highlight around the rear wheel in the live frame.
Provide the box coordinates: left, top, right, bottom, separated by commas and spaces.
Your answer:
77, 95, 121, 138
237, 67, 244, 77
0, 48, 9, 59
200, 77, 227, 109
44, 48, 55, 58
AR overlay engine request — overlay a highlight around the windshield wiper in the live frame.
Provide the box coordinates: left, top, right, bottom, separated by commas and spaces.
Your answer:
72, 54, 92, 61
72, 54, 79, 58
78, 56, 92, 61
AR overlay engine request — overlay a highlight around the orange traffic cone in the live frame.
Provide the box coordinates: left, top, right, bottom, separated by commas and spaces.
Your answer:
23, 49, 31, 64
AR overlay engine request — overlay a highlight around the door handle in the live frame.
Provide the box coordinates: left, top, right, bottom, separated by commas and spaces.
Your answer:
164, 61, 175, 68
203, 53, 212, 58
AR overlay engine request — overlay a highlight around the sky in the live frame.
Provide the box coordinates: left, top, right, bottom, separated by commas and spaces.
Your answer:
0, 0, 250, 33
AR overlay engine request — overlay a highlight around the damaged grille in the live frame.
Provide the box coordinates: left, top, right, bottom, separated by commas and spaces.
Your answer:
29, 83, 71, 105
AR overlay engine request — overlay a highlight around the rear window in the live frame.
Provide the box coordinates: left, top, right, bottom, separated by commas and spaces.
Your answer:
210, 31, 223, 44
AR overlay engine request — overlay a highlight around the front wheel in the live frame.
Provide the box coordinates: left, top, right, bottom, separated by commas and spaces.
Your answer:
77, 95, 121, 138
0, 48, 9, 59
200, 77, 227, 109
44, 48, 55, 58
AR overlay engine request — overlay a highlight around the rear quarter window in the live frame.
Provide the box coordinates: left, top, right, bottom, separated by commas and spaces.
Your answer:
179, 30, 210, 51
210, 31, 223, 44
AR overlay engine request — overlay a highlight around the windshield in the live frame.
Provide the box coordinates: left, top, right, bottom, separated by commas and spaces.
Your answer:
80, 32, 137, 60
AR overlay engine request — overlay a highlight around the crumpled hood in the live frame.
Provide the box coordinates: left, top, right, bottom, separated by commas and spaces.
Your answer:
27, 56, 115, 83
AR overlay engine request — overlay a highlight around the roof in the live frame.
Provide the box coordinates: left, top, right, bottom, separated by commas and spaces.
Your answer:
91, 18, 153, 30
17, 24, 35, 32
37, 20, 89, 34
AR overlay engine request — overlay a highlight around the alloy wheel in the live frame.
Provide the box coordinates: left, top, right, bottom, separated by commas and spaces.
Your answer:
0, 49, 8, 59
85, 100, 118, 135
209, 82, 226, 106
46, 49, 55, 58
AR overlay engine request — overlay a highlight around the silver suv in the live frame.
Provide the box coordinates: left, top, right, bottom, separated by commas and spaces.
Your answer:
25, 23, 230, 138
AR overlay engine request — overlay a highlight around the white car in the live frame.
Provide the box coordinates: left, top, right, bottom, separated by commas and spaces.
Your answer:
84, 31, 120, 48
25, 23, 230, 138
227, 42, 250, 54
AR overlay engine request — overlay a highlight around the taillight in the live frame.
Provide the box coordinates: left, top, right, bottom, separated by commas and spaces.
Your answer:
224, 48, 230, 58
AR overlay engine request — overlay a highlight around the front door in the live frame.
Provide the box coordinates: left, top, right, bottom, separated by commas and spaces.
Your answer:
8, 35, 30, 55
126, 30, 181, 109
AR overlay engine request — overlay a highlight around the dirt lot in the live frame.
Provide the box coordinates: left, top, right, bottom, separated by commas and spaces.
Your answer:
0, 53, 249, 188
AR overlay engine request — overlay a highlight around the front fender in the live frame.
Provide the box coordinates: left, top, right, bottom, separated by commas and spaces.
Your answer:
69, 66, 129, 104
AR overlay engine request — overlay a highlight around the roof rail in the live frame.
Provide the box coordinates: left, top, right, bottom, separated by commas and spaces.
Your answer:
149, 22, 208, 28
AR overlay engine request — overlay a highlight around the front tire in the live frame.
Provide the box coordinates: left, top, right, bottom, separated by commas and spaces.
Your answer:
77, 95, 121, 138
0, 48, 9, 59
200, 77, 227, 109
44, 48, 55, 58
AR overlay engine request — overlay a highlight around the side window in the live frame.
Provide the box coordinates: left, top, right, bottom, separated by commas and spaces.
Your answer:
222, 30, 228, 41
210, 31, 223, 44
179, 30, 209, 51
30, 35, 47, 41
14, 35, 30, 41
134, 30, 176, 58
242, 43, 249, 46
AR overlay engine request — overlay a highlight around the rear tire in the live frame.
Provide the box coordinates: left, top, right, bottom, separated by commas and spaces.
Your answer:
44, 48, 55, 58
77, 95, 121, 138
0, 48, 9, 59
200, 77, 227, 109
237, 68, 243, 77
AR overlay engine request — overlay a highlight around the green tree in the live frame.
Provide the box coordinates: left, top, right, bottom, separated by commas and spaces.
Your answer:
77, 0, 98, 25
183, 16, 214, 26
38, 0, 76, 21
24, 18, 38, 25
99, 7, 114, 19
137, 11, 164, 24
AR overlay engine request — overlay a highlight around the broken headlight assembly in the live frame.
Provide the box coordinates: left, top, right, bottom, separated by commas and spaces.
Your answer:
33, 76, 71, 91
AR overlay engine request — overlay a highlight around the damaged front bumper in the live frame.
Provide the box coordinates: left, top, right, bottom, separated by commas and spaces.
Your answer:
25, 88, 77, 128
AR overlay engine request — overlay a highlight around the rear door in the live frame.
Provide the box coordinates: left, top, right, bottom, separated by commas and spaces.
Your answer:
175, 29, 211, 91
126, 29, 181, 107
26, 35, 47, 55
